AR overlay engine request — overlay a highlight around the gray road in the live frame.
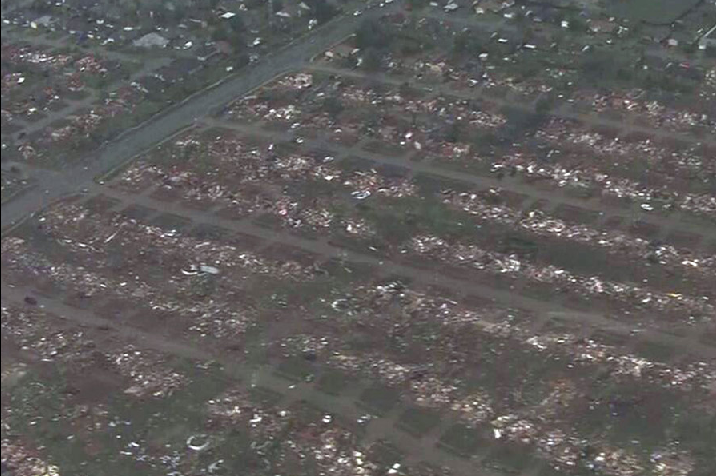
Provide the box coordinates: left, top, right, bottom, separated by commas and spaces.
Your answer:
1, 5, 397, 230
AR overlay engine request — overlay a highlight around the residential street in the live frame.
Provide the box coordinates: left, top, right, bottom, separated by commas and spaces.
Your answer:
1, 3, 400, 230
3, 2, 716, 474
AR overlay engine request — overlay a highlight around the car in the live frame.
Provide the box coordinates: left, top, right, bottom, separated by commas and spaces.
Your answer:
354, 10, 362, 16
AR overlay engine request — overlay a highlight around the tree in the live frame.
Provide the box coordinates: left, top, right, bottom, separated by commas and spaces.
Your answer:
453, 32, 470, 54
229, 33, 247, 51
568, 17, 588, 33
399, 81, 412, 98
212, 25, 230, 42
221, 14, 247, 50
500, 106, 545, 140
227, 14, 245, 34
356, 20, 393, 50
535, 95, 556, 116
452, 30, 481, 56
323, 96, 344, 118
579, 49, 623, 81
681, 42, 697, 55
307, 0, 337, 23
362, 49, 383, 71
445, 121, 462, 143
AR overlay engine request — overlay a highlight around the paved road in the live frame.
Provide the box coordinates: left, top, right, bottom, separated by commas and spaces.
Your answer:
0, 4, 399, 231
2, 39, 174, 139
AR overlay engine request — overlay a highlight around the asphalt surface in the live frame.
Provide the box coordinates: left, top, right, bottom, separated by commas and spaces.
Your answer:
0, 5, 397, 230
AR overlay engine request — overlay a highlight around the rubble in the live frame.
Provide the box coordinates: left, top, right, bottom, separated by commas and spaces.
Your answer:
277, 279, 712, 476
1, 440, 60, 476
444, 190, 716, 276
491, 155, 716, 219
534, 118, 716, 182
208, 387, 381, 475
409, 234, 715, 317
112, 347, 189, 398
3, 9, 716, 474
575, 90, 716, 135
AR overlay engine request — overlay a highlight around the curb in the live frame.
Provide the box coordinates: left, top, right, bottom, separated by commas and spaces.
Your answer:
91, 10, 372, 181
1, 182, 34, 206
1, 194, 65, 238
93, 124, 195, 185
70, 9, 355, 169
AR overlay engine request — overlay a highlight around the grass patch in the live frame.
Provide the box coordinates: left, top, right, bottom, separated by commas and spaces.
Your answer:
368, 440, 405, 468
359, 196, 473, 244
574, 380, 685, 454
397, 407, 442, 437
482, 444, 540, 474
150, 213, 193, 231
275, 357, 316, 382
633, 341, 676, 363
316, 369, 352, 396
359, 385, 401, 416
248, 385, 284, 407
438, 424, 487, 458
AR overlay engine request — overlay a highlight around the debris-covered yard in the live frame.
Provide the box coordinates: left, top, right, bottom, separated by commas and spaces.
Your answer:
3, 106, 715, 475
3, 1, 716, 476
